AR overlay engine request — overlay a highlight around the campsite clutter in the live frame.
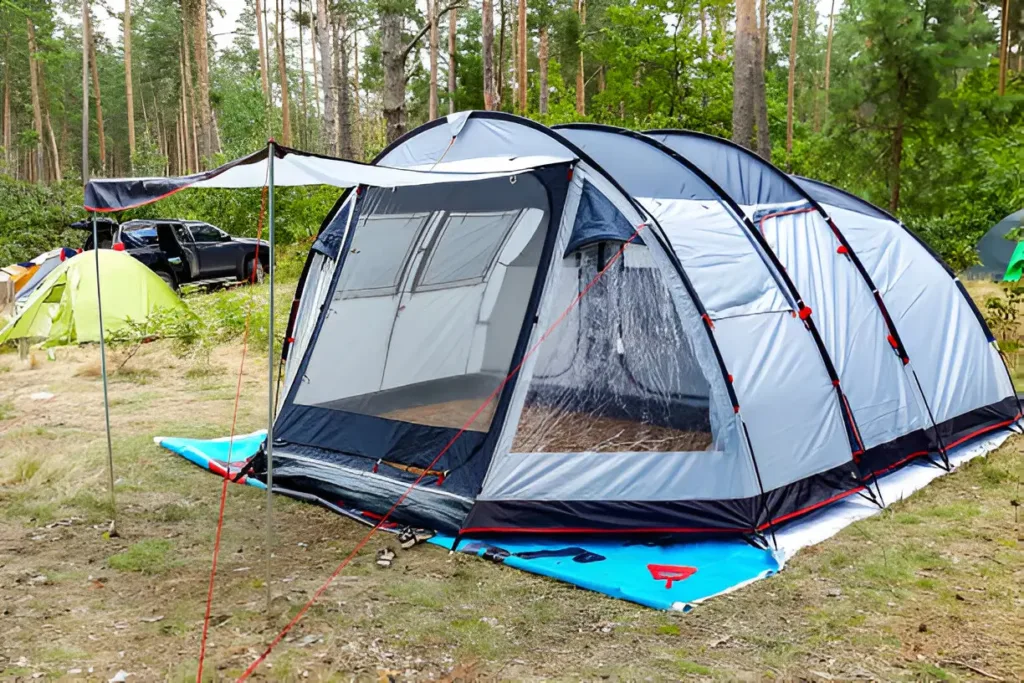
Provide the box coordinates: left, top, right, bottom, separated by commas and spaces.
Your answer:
964, 208, 1024, 281
16, 111, 1019, 678
0, 249, 188, 347
0, 247, 78, 317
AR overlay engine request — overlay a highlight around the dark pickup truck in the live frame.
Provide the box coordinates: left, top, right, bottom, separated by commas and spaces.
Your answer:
73, 218, 270, 290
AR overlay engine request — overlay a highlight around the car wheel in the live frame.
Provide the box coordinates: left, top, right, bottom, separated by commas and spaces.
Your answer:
154, 269, 177, 290
244, 256, 265, 284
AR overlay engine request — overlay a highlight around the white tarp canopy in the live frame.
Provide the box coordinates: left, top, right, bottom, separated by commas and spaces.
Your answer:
83, 143, 574, 212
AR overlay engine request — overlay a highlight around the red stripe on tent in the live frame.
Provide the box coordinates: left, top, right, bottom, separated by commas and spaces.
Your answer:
459, 525, 753, 535
945, 413, 1021, 450
872, 450, 929, 477
758, 486, 866, 530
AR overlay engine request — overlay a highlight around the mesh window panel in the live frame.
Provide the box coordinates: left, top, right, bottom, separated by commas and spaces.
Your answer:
294, 184, 550, 434
512, 242, 714, 453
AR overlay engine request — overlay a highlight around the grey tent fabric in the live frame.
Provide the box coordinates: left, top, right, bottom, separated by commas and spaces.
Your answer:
963, 209, 1024, 280
257, 112, 1020, 539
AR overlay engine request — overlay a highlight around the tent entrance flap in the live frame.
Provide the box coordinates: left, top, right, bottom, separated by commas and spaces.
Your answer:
281, 171, 557, 474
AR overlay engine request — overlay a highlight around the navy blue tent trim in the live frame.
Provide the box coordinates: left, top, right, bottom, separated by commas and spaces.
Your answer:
461, 396, 1018, 536
565, 180, 645, 254
84, 147, 270, 212
791, 176, 893, 222
311, 199, 354, 259
462, 460, 863, 536
260, 164, 574, 514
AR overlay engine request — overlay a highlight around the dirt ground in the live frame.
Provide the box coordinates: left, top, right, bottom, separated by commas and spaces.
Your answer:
0, 336, 1023, 681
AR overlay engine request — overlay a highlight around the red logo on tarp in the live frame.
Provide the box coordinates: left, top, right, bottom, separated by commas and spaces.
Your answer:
648, 564, 697, 589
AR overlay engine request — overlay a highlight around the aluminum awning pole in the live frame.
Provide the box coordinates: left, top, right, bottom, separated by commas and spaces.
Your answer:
92, 212, 118, 537
265, 141, 276, 612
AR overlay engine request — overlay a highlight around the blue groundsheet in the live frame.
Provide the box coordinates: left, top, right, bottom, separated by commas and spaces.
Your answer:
155, 432, 782, 610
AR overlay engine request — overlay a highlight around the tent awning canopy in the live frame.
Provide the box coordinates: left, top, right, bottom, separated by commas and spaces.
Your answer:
83, 143, 575, 212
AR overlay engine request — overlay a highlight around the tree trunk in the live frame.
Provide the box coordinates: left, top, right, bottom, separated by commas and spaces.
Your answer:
177, 97, 184, 174
297, 0, 309, 147
178, 49, 194, 172
754, 25, 770, 160
700, 1, 707, 53
482, 0, 496, 110
498, 0, 506, 105
575, 0, 585, 116
337, 13, 352, 158
85, 24, 106, 174
189, 0, 216, 158
824, 0, 835, 113
26, 19, 45, 182
124, 0, 136, 165
332, 16, 341, 153
538, 24, 549, 115
316, 0, 335, 152
353, 30, 360, 111
448, 8, 457, 114
517, 0, 526, 113
428, 0, 439, 120
381, 9, 406, 142
732, 0, 756, 150
785, 0, 799, 161
889, 113, 904, 213
45, 110, 61, 182
760, 0, 767, 63
998, 0, 1010, 95
3, 35, 11, 172
310, 17, 320, 118
255, 0, 271, 100
277, 0, 292, 145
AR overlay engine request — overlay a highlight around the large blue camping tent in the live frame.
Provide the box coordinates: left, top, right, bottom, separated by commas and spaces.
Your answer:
85, 113, 1021, 544
265, 114, 1019, 538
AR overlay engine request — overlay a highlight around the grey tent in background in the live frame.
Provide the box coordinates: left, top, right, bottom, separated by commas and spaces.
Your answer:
962, 209, 1024, 280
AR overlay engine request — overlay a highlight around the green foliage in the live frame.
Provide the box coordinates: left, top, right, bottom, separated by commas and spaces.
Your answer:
984, 285, 1024, 352
0, 179, 84, 265
1, 0, 1021, 275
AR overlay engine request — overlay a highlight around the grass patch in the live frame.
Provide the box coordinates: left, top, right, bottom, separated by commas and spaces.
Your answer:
184, 361, 225, 381
0, 399, 14, 420
674, 657, 712, 676
108, 539, 177, 574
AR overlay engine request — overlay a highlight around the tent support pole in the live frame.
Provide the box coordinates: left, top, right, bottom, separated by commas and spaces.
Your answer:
92, 212, 118, 537
265, 141, 276, 612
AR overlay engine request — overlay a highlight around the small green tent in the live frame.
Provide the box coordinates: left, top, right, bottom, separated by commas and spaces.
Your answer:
0, 249, 187, 346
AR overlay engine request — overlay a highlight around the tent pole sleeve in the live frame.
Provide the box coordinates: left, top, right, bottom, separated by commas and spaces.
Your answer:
265, 141, 276, 612
92, 212, 118, 536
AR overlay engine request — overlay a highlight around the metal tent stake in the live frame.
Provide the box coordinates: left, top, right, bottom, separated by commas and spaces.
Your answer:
92, 213, 118, 536
265, 142, 276, 611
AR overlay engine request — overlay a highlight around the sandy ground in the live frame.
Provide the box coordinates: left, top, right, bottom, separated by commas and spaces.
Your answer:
0, 334, 1022, 680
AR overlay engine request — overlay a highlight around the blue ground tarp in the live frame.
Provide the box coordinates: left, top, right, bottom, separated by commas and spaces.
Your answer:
156, 432, 780, 610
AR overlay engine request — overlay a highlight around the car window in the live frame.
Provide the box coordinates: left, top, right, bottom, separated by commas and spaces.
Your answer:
169, 224, 193, 242
189, 223, 224, 242
122, 225, 159, 246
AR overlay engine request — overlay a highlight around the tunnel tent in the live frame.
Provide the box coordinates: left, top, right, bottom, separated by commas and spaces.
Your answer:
961, 209, 1024, 281
645, 129, 1017, 477
80, 120, 1019, 546
255, 111, 946, 541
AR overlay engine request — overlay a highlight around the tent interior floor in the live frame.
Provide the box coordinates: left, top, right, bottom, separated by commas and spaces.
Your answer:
0, 337, 1021, 680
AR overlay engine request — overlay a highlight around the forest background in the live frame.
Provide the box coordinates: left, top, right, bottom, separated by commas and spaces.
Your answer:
0, 0, 1021, 271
